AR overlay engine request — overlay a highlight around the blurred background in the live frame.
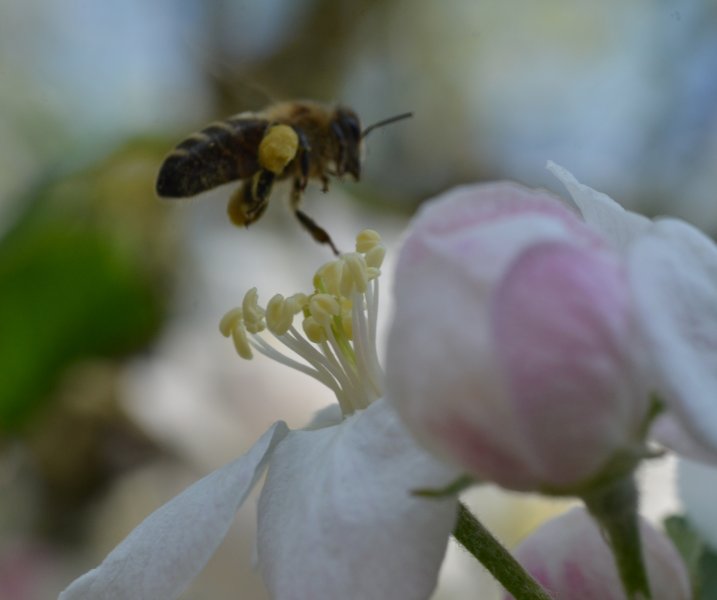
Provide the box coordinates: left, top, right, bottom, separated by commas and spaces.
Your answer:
1, 1, 716, 598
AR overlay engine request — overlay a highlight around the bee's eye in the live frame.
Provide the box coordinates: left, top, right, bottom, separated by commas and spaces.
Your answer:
346, 117, 361, 140
336, 110, 361, 140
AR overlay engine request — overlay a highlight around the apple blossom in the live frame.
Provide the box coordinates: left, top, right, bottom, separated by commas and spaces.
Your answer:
386, 163, 717, 493
59, 231, 460, 600
505, 507, 691, 600
548, 163, 717, 460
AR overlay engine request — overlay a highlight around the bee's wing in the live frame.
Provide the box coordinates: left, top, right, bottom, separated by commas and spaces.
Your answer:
156, 118, 269, 198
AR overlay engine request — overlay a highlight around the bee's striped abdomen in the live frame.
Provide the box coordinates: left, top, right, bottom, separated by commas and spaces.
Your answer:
156, 117, 269, 198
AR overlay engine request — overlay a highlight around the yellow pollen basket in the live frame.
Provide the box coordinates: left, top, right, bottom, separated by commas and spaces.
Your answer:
258, 124, 300, 174
226, 186, 251, 226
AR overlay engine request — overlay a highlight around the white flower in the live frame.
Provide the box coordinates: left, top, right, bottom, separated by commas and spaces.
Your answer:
59, 231, 458, 600
547, 162, 717, 461
385, 162, 717, 491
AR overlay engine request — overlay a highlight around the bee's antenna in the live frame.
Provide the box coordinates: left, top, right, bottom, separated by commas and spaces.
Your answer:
361, 112, 413, 139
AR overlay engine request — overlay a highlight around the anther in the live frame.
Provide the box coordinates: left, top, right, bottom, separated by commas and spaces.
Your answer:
340, 253, 368, 296
219, 307, 244, 337
232, 323, 253, 360
364, 245, 385, 270
286, 293, 308, 313
242, 288, 266, 334
302, 316, 326, 343
220, 228, 388, 414
355, 229, 382, 253
266, 294, 293, 335
310, 294, 341, 327
315, 260, 343, 296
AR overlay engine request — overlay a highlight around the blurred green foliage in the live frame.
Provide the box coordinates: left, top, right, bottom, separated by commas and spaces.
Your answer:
0, 140, 177, 434
0, 227, 159, 430
665, 514, 717, 599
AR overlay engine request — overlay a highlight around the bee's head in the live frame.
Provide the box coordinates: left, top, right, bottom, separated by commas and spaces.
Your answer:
333, 107, 362, 180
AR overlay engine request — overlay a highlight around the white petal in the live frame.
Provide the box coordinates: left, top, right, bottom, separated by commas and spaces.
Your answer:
387, 182, 604, 469
652, 415, 717, 465
630, 218, 717, 452
60, 422, 289, 600
257, 399, 459, 600
304, 403, 343, 430
547, 161, 650, 251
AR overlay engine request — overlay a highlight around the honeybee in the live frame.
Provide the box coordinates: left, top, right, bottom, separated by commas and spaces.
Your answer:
155, 100, 411, 254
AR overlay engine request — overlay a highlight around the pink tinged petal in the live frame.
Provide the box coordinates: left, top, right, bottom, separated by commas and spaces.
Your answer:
59, 422, 289, 600
547, 161, 651, 252
405, 181, 581, 237
489, 241, 644, 489
505, 507, 691, 600
387, 183, 606, 487
398, 181, 603, 274
257, 399, 459, 600
629, 218, 717, 453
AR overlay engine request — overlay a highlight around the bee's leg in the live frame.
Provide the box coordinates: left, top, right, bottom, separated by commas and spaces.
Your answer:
293, 125, 330, 192
294, 128, 311, 191
251, 169, 275, 210
295, 210, 340, 256
291, 177, 339, 255
226, 170, 274, 227
330, 121, 347, 176
320, 174, 330, 193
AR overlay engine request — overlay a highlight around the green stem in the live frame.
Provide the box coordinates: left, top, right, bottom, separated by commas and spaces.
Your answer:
453, 503, 554, 600
582, 475, 651, 599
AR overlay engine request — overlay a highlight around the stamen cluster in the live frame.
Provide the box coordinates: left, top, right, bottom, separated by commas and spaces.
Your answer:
220, 230, 386, 416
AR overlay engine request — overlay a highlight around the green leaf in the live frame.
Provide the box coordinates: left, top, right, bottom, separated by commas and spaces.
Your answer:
664, 514, 717, 599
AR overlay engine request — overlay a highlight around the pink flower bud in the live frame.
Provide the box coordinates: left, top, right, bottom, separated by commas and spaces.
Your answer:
387, 182, 648, 491
506, 507, 690, 600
